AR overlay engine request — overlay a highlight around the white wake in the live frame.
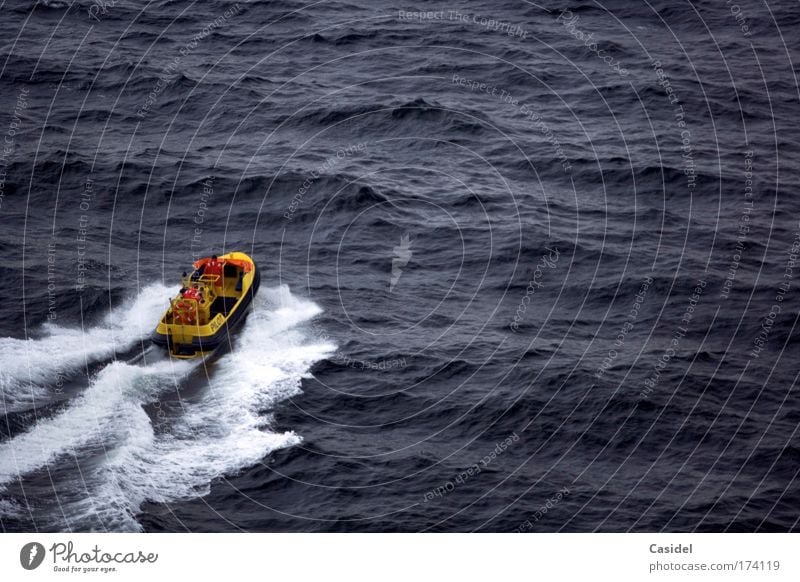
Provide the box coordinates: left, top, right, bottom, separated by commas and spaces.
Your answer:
0, 283, 175, 414
0, 285, 335, 531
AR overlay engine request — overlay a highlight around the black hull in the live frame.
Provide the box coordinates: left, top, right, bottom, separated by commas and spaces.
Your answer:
152, 262, 261, 357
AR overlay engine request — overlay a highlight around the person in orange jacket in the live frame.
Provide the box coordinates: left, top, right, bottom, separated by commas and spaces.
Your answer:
174, 286, 199, 325
182, 286, 200, 301
204, 254, 224, 286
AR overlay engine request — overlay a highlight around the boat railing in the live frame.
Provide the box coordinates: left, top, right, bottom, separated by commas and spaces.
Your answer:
171, 274, 221, 326
180, 274, 220, 299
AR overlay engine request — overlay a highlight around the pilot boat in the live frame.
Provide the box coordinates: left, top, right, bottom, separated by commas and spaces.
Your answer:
152, 251, 260, 358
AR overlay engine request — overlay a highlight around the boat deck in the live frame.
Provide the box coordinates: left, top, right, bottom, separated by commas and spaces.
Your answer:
209, 295, 239, 318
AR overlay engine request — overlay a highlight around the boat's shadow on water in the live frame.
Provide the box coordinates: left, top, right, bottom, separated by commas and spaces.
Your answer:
139, 333, 243, 433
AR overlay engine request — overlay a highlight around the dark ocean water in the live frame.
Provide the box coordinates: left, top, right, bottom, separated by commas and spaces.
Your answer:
0, 0, 799, 532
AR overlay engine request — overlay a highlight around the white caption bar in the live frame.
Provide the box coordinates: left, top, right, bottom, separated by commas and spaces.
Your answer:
1, 533, 797, 581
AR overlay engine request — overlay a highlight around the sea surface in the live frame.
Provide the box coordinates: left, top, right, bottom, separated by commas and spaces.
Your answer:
0, 0, 798, 532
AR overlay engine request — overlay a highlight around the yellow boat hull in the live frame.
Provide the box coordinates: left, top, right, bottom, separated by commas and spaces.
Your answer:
152, 251, 260, 358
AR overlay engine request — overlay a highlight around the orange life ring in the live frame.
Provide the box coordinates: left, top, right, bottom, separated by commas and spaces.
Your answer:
174, 299, 197, 325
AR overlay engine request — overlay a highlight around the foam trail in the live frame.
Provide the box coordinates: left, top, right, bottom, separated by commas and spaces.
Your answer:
0, 283, 175, 413
77, 285, 335, 530
0, 359, 196, 489
2, 285, 335, 531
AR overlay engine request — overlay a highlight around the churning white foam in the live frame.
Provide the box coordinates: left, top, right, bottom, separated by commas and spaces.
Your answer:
0, 359, 196, 488
0, 283, 175, 414
0, 285, 334, 531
